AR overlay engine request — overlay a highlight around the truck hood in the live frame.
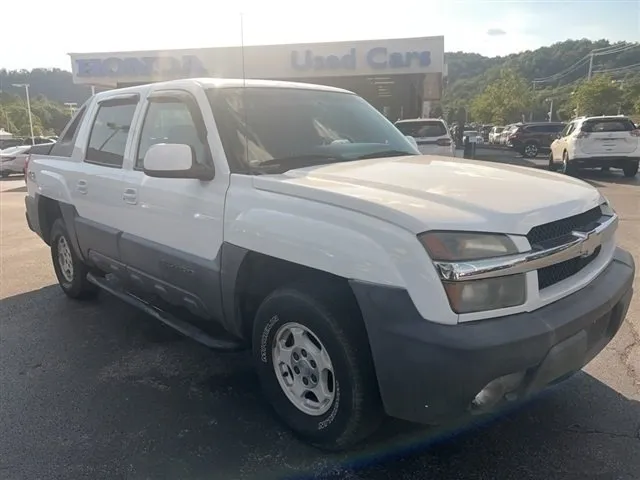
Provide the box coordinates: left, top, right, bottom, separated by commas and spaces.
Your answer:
252, 155, 603, 234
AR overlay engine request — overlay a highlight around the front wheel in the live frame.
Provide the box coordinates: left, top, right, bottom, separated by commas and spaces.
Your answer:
523, 142, 539, 158
50, 219, 99, 300
548, 152, 556, 171
622, 161, 639, 178
252, 282, 383, 451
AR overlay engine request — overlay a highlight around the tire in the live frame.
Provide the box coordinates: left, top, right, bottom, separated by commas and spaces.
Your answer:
50, 218, 99, 300
561, 151, 575, 175
548, 152, 556, 171
0, 171, 9, 178
523, 142, 539, 158
252, 281, 383, 451
622, 161, 639, 178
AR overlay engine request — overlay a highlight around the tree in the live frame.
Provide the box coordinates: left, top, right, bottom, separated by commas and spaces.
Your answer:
470, 69, 533, 124
571, 75, 623, 116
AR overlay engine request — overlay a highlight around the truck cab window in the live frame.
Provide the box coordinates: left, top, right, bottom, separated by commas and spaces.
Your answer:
137, 100, 208, 169
50, 105, 87, 157
86, 102, 137, 168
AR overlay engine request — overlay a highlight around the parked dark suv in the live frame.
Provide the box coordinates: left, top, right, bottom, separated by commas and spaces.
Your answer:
507, 122, 566, 158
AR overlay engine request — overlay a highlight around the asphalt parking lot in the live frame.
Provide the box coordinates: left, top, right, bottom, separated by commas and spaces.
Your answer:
1, 160, 639, 480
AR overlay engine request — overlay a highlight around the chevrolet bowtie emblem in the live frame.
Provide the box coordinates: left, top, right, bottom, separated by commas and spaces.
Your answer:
573, 230, 600, 258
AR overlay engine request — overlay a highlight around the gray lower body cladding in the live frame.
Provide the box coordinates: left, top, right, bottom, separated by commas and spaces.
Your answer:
350, 248, 635, 425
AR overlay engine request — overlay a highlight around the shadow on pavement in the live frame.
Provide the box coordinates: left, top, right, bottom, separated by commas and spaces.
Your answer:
573, 169, 640, 188
1, 286, 638, 480
4, 185, 27, 193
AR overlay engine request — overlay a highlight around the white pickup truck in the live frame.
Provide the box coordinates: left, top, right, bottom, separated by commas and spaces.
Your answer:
25, 78, 635, 450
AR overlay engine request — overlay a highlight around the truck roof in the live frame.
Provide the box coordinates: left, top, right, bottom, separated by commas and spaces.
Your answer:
94, 78, 354, 99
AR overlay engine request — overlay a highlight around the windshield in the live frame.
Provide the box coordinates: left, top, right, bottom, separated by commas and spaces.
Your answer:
395, 120, 447, 138
207, 87, 418, 173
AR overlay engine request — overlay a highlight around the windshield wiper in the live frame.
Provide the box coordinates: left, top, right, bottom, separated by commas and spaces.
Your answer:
353, 150, 418, 160
252, 154, 345, 172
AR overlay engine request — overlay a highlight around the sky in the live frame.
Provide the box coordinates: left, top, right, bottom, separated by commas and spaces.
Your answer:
1, 0, 638, 71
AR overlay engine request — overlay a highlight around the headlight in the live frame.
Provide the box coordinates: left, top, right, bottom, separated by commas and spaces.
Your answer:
419, 232, 525, 314
443, 275, 526, 314
418, 231, 518, 261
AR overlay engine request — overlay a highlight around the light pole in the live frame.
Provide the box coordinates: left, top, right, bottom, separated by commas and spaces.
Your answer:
12, 83, 35, 144
611, 80, 624, 115
545, 98, 554, 122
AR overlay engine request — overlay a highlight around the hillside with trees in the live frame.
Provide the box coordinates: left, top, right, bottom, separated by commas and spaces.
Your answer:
441, 39, 640, 124
1, 39, 639, 137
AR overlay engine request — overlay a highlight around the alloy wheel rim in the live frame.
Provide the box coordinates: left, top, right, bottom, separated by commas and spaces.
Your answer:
525, 144, 537, 156
272, 322, 335, 416
57, 236, 74, 283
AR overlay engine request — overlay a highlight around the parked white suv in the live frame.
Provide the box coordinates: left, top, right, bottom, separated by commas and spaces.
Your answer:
489, 126, 505, 144
394, 118, 455, 156
25, 79, 634, 450
550, 115, 639, 177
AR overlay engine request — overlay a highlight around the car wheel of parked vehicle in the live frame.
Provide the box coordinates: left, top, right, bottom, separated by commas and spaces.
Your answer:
622, 161, 639, 178
548, 152, 556, 171
523, 142, 539, 158
0, 171, 9, 178
50, 219, 99, 300
561, 151, 575, 175
252, 281, 383, 451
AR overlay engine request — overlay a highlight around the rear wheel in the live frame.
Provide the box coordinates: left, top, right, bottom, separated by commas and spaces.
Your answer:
523, 142, 539, 158
622, 161, 639, 178
561, 151, 575, 175
50, 219, 99, 300
0, 171, 9, 178
252, 281, 383, 451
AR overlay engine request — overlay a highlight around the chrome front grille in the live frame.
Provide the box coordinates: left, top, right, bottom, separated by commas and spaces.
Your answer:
526, 206, 603, 247
537, 246, 601, 290
527, 206, 606, 290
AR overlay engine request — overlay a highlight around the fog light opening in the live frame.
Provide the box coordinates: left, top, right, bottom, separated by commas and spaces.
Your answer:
470, 371, 526, 413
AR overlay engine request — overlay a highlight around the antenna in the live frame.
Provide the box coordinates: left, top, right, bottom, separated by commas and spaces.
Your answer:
240, 12, 247, 86
240, 12, 249, 171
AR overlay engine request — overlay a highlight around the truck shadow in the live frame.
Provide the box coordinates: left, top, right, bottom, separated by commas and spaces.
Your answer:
1, 286, 638, 479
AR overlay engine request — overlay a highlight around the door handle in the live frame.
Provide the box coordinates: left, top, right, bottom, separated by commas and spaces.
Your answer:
123, 188, 138, 205
77, 180, 88, 195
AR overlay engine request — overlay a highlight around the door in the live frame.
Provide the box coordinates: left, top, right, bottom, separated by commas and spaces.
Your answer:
70, 95, 140, 262
118, 90, 227, 321
577, 117, 639, 155
552, 122, 574, 159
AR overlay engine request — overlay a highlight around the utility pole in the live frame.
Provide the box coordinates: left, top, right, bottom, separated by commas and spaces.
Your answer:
546, 98, 554, 122
587, 53, 594, 80
12, 83, 35, 145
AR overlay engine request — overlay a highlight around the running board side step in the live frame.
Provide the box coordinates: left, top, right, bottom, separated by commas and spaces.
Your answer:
87, 273, 244, 352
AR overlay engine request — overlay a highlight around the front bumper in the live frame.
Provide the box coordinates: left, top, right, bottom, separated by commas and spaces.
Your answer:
350, 248, 634, 425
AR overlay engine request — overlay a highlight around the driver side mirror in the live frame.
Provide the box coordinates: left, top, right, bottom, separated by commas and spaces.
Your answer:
555, 133, 562, 139
143, 143, 214, 180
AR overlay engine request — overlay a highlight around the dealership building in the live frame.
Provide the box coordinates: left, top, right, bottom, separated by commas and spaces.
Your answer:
70, 36, 445, 119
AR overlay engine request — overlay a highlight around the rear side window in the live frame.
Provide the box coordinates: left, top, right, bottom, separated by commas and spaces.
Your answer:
581, 118, 636, 133
396, 121, 447, 138
49, 106, 87, 157
86, 101, 137, 167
